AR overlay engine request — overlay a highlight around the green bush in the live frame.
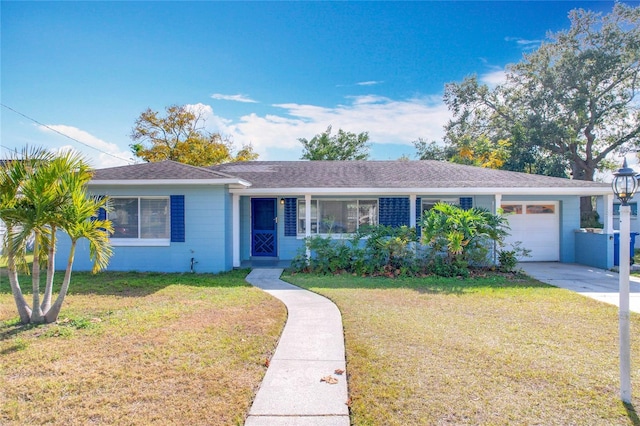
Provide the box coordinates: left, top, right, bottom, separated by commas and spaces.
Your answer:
291, 205, 512, 278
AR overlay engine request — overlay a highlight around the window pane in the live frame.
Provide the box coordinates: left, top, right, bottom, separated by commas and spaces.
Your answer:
501, 204, 522, 214
140, 198, 169, 238
111, 198, 139, 238
358, 200, 378, 227
319, 201, 349, 233
421, 200, 439, 216
297, 200, 317, 234
614, 203, 638, 216
526, 204, 555, 214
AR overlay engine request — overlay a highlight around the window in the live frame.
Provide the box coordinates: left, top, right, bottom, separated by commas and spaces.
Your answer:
501, 204, 523, 214
421, 198, 458, 216
526, 204, 555, 214
109, 197, 170, 243
614, 202, 638, 216
298, 199, 378, 235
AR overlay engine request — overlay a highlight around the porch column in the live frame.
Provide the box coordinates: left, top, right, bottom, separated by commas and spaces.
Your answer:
409, 194, 417, 228
305, 194, 312, 258
232, 194, 240, 268
603, 193, 614, 234
494, 194, 502, 214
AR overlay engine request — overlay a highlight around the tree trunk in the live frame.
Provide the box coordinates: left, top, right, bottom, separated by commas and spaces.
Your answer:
6, 226, 32, 324
571, 161, 597, 219
30, 232, 44, 323
44, 241, 76, 323
41, 226, 57, 312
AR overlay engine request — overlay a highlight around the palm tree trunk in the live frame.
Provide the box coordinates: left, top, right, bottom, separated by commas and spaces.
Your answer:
30, 231, 44, 323
44, 241, 76, 323
6, 226, 32, 324
41, 226, 57, 313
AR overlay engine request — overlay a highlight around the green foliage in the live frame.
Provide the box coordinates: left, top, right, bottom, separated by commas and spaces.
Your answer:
291, 216, 509, 278
580, 210, 603, 229
292, 226, 421, 276
443, 3, 640, 194
413, 138, 455, 161
130, 104, 258, 166
498, 242, 532, 272
421, 203, 509, 270
299, 125, 370, 160
0, 148, 113, 324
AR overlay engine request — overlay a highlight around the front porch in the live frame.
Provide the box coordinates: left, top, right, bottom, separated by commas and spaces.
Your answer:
239, 258, 292, 269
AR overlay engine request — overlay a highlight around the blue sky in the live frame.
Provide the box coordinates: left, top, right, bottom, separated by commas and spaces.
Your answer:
1, 1, 634, 169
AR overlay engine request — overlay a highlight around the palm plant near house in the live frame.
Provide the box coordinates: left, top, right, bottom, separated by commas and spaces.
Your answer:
0, 148, 112, 324
420, 202, 508, 269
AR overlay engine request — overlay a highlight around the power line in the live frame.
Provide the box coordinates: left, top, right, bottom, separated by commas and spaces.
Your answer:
1, 103, 134, 164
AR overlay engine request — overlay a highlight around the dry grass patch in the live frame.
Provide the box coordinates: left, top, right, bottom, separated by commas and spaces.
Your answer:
0, 270, 286, 425
285, 272, 640, 425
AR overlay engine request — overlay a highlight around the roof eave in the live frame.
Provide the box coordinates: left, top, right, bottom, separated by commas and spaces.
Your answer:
229, 186, 611, 196
91, 179, 252, 187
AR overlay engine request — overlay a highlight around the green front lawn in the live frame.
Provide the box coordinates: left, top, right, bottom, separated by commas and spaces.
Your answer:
285, 272, 640, 425
0, 270, 286, 425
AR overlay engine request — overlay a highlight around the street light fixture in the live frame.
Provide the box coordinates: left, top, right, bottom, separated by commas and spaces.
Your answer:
612, 158, 638, 404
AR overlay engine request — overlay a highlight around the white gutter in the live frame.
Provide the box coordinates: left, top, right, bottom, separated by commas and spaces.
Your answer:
228, 186, 611, 196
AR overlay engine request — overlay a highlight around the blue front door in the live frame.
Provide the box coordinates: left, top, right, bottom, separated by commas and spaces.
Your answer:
251, 198, 277, 257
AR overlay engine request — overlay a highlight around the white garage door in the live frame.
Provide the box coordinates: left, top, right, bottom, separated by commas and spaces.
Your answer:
501, 202, 559, 262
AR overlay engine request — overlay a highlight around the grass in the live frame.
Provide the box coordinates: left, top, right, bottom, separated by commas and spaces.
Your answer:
284, 271, 640, 425
0, 254, 33, 270
0, 270, 286, 425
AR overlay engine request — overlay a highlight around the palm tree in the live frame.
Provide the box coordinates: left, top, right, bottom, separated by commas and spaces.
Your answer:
421, 202, 508, 266
0, 148, 112, 324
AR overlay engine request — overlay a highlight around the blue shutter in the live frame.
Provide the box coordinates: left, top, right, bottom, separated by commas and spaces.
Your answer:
91, 196, 107, 222
170, 195, 185, 242
379, 197, 410, 227
415, 197, 422, 235
284, 198, 297, 237
459, 197, 473, 210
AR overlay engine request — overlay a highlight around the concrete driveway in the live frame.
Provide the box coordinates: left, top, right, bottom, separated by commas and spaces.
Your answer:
519, 262, 640, 313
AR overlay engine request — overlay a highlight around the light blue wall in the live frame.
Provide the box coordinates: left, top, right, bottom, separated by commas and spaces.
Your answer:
575, 231, 613, 269
56, 184, 231, 273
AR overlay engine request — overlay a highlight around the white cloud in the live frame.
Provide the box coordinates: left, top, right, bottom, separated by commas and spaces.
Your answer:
356, 80, 383, 86
38, 124, 133, 169
211, 93, 258, 103
189, 95, 450, 160
480, 69, 507, 87
505, 37, 543, 50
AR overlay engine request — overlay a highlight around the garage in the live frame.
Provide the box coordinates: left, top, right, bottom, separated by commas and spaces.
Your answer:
501, 201, 559, 262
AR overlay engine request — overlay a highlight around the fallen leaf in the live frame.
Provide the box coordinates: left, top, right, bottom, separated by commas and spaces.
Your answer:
320, 375, 338, 384
334, 368, 345, 375
346, 398, 352, 407
264, 358, 270, 367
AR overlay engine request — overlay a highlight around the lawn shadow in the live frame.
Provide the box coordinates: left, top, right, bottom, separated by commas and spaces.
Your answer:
0, 322, 39, 344
624, 402, 640, 426
0, 269, 253, 298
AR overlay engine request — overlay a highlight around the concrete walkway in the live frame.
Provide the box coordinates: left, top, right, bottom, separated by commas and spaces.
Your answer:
519, 262, 640, 313
244, 269, 349, 426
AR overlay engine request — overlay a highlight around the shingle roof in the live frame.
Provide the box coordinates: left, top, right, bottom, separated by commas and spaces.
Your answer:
210, 160, 610, 189
92, 160, 239, 181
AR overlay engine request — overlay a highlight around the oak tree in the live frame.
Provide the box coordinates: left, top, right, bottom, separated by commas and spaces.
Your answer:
444, 4, 640, 214
130, 105, 258, 166
299, 126, 370, 160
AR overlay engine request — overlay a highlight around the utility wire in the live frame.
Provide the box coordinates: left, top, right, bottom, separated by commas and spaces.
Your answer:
1, 103, 135, 164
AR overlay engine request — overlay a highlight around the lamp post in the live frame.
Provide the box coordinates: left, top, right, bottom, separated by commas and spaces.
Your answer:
612, 158, 638, 404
